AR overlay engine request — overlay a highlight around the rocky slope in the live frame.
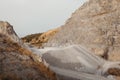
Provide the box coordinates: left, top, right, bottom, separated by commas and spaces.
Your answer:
41, 45, 120, 80
44, 0, 120, 61
0, 21, 57, 80
22, 28, 59, 48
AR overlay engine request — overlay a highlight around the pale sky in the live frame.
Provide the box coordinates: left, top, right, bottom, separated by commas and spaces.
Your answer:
0, 0, 86, 37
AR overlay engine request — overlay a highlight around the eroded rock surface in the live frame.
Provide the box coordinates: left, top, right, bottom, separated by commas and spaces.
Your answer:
44, 0, 120, 61
0, 21, 57, 80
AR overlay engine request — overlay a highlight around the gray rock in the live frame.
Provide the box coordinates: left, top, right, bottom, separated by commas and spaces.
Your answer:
44, 0, 120, 61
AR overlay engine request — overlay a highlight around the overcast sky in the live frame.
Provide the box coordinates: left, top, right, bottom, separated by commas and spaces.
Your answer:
0, 0, 86, 37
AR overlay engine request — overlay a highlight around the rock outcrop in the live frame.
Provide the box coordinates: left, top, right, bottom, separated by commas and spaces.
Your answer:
0, 21, 57, 80
0, 21, 20, 43
41, 45, 120, 80
44, 0, 120, 61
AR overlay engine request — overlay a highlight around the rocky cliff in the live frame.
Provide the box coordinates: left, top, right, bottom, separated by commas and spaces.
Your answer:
0, 21, 20, 43
0, 21, 57, 80
44, 0, 120, 61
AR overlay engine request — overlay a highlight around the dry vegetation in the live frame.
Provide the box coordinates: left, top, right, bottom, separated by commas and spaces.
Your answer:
22, 33, 43, 43
22, 28, 59, 48
0, 34, 57, 80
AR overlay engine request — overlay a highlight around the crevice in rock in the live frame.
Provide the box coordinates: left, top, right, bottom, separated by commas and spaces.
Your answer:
91, 9, 117, 18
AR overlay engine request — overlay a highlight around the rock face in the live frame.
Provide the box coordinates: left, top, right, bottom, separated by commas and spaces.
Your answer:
45, 0, 120, 61
0, 21, 57, 80
0, 21, 20, 43
22, 28, 59, 48
41, 45, 120, 80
